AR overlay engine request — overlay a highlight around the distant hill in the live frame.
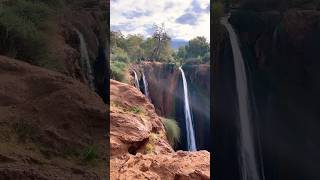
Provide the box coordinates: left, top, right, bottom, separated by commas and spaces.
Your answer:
171, 39, 188, 50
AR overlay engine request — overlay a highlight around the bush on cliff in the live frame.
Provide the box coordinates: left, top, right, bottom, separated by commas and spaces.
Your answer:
110, 61, 128, 83
0, 0, 63, 70
162, 118, 181, 147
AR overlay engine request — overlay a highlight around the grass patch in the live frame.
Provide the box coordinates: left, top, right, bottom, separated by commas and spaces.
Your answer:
82, 145, 98, 163
62, 145, 99, 165
145, 133, 158, 154
128, 106, 143, 114
145, 143, 154, 154
162, 118, 181, 147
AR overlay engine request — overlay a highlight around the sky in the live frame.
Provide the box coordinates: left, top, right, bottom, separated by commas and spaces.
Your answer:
110, 0, 210, 42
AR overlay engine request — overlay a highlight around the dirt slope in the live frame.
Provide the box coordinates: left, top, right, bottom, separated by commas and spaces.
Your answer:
0, 56, 107, 179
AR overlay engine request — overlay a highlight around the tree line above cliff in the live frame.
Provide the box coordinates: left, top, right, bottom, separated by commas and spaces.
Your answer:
111, 27, 210, 64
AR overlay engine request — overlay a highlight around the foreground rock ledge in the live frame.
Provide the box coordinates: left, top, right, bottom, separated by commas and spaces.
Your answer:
110, 80, 210, 179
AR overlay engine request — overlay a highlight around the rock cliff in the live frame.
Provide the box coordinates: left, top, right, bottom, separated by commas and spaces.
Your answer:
214, 9, 320, 180
110, 79, 210, 179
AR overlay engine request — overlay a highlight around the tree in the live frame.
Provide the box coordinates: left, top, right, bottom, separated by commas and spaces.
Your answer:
177, 46, 186, 60
185, 36, 209, 59
110, 31, 126, 51
151, 23, 171, 60
141, 37, 156, 59
126, 34, 144, 61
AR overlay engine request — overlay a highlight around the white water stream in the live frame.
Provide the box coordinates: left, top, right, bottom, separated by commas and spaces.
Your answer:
179, 67, 197, 151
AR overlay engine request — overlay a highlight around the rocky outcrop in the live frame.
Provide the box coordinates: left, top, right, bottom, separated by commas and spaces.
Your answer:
110, 79, 173, 157
110, 79, 210, 179
0, 56, 107, 179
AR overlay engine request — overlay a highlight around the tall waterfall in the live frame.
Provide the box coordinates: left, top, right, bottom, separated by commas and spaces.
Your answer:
179, 67, 197, 151
221, 17, 263, 180
142, 71, 149, 99
74, 29, 95, 90
133, 70, 140, 90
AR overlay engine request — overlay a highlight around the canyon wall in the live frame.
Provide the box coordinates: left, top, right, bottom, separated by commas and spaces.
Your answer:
214, 9, 320, 180
46, 0, 107, 101
137, 62, 211, 151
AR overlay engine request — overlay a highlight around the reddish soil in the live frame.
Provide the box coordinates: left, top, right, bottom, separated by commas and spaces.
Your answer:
0, 56, 107, 179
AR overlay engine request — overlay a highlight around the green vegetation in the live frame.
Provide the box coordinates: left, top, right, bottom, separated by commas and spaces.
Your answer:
162, 118, 181, 147
111, 24, 176, 63
0, 0, 65, 70
177, 36, 210, 64
145, 143, 154, 154
110, 61, 128, 82
111, 24, 211, 82
145, 133, 157, 154
0, 0, 106, 72
128, 106, 143, 114
82, 145, 99, 163
62, 145, 99, 165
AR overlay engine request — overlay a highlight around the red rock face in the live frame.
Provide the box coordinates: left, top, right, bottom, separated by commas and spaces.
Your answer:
140, 62, 180, 117
110, 79, 210, 179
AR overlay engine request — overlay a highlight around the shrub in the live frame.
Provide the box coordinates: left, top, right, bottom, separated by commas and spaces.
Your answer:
145, 143, 154, 154
128, 106, 143, 114
0, 0, 61, 69
82, 145, 98, 163
162, 118, 181, 147
111, 47, 130, 63
110, 60, 128, 82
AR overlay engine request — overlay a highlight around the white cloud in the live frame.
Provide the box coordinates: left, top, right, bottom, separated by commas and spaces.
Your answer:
111, 0, 210, 41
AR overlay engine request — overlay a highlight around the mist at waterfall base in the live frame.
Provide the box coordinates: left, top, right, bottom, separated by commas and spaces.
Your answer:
136, 67, 210, 151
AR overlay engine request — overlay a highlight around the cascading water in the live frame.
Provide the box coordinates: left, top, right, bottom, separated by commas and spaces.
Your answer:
142, 71, 150, 99
133, 70, 140, 90
179, 67, 197, 151
221, 17, 263, 180
74, 28, 95, 90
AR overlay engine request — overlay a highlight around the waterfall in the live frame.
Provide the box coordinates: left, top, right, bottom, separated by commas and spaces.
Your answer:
142, 71, 150, 99
133, 70, 140, 90
74, 28, 95, 90
221, 17, 263, 180
179, 67, 197, 151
